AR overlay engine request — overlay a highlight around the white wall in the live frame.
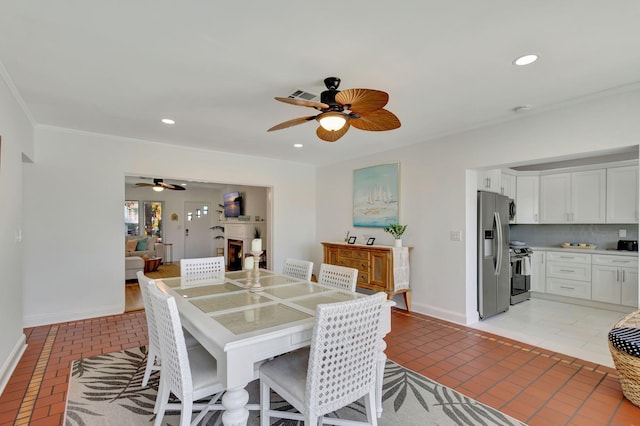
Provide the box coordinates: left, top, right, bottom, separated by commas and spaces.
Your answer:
316, 89, 640, 325
0, 69, 33, 392
22, 127, 316, 327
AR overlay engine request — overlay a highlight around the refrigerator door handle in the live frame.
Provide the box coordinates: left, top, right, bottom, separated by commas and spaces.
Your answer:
494, 211, 503, 275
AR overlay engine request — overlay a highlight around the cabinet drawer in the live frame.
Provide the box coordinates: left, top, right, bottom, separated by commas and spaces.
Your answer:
357, 272, 369, 284
338, 248, 370, 260
547, 278, 591, 300
340, 258, 370, 271
592, 254, 638, 267
546, 251, 591, 264
547, 261, 591, 281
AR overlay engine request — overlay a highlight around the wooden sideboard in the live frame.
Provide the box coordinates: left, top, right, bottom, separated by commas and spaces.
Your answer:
321, 242, 411, 310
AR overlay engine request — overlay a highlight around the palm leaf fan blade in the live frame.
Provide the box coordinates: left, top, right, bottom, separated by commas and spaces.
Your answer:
267, 115, 317, 132
316, 122, 350, 142
350, 109, 401, 131
335, 89, 389, 113
274, 97, 329, 110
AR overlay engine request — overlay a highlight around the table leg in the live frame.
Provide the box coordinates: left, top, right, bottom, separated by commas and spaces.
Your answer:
376, 340, 387, 418
221, 386, 250, 426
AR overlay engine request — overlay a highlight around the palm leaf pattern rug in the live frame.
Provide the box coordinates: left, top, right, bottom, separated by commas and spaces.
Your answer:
64, 346, 525, 425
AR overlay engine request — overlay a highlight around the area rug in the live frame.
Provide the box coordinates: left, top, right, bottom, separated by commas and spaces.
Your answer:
64, 347, 525, 425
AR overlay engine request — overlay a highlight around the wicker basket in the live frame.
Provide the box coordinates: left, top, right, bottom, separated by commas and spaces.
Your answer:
609, 310, 640, 407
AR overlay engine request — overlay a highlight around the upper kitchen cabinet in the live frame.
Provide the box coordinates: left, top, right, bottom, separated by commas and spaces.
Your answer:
606, 165, 639, 223
501, 172, 516, 199
515, 175, 539, 224
540, 169, 606, 223
477, 169, 501, 194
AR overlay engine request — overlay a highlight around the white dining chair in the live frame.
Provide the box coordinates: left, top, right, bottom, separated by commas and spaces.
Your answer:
282, 258, 314, 281
259, 292, 387, 426
180, 256, 225, 285
136, 272, 199, 392
318, 263, 358, 292
148, 283, 226, 426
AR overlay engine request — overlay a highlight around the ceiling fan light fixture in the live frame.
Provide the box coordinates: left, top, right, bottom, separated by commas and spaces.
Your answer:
152, 185, 164, 192
318, 112, 347, 131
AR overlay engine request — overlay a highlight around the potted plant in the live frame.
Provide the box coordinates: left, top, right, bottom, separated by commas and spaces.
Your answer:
383, 223, 407, 247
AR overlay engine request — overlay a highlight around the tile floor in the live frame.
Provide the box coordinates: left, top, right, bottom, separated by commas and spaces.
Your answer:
468, 297, 635, 369
1, 307, 640, 425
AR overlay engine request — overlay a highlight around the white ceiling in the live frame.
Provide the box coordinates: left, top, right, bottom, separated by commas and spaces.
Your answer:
2, 1, 640, 166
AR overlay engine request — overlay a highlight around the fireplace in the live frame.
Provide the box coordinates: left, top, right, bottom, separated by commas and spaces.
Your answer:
227, 239, 243, 271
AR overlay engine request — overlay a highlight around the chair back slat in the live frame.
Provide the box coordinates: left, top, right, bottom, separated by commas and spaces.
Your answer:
180, 256, 225, 285
318, 263, 358, 292
305, 292, 386, 417
137, 272, 160, 359
148, 284, 192, 400
282, 258, 314, 281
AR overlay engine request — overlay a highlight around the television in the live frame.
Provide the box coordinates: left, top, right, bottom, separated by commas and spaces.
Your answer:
223, 192, 243, 217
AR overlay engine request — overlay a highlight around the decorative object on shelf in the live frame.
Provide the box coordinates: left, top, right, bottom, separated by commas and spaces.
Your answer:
353, 162, 400, 227
384, 223, 407, 247
367, 237, 376, 246
254, 227, 261, 239
344, 231, 350, 242
170, 213, 179, 221
210, 225, 225, 241
347, 236, 357, 244
217, 204, 225, 221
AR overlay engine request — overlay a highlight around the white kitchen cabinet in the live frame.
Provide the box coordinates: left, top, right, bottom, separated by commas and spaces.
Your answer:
501, 172, 516, 199
531, 250, 546, 293
592, 254, 638, 307
546, 251, 592, 300
539, 169, 606, 223
477, 169, 501, 193
515, 175, 539, 224
606, 165, 639, 223
622, 268, 639, 307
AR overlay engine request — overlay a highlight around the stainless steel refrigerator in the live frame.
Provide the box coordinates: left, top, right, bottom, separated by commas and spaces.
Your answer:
477, 191, 510, 320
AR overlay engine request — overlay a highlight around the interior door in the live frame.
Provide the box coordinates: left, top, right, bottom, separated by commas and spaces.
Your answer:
184, 201, 214, 259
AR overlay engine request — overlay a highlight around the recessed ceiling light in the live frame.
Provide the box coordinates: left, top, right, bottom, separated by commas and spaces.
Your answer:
161, 118, 175, 125
513, 54, 538, 66
293, 144, 303, 148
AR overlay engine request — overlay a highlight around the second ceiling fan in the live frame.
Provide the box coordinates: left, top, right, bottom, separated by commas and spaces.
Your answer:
267, 77, 401, 142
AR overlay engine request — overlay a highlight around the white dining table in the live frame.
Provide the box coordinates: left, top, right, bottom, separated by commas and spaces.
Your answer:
156, 269, 394, 426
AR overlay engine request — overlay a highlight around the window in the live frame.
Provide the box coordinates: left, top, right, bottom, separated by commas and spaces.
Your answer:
125, 200, 163, 238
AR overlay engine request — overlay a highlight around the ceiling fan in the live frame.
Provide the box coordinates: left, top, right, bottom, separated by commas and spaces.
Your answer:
135, 178, 186, 192
267, 77, 401, 142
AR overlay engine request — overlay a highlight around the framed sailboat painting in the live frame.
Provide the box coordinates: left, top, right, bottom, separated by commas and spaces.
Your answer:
353, 162, 400, 227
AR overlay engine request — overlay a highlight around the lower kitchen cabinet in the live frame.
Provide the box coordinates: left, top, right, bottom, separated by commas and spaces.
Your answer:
546, 251, 592, 300
592, 254, 639, 307
531, 251, 546, 293
546, 277, 592, 300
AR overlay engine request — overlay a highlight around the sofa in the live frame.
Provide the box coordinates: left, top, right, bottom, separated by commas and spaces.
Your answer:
125, 235, 163, 260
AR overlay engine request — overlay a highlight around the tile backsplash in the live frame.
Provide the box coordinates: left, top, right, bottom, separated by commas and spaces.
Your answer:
509, 224, 638, 249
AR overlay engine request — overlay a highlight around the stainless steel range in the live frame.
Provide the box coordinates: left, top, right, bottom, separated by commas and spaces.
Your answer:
509, 246, 532, 304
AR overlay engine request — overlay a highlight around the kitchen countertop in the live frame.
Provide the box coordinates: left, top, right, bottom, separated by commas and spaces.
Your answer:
530, 246, 639, 257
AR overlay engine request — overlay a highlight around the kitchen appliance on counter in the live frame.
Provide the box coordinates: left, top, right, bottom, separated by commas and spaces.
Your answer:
617, 240, 638, 251
510, 247, 532, 304
477, 191, 510, 320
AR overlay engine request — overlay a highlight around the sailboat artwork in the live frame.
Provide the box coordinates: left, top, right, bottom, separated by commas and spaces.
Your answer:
353, 163, 400, 227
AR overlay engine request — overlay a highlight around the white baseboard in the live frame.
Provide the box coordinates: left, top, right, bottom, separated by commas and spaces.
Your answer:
0, 333, 27, 395
23, 304, 124, 328
410, 303, 468, 325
